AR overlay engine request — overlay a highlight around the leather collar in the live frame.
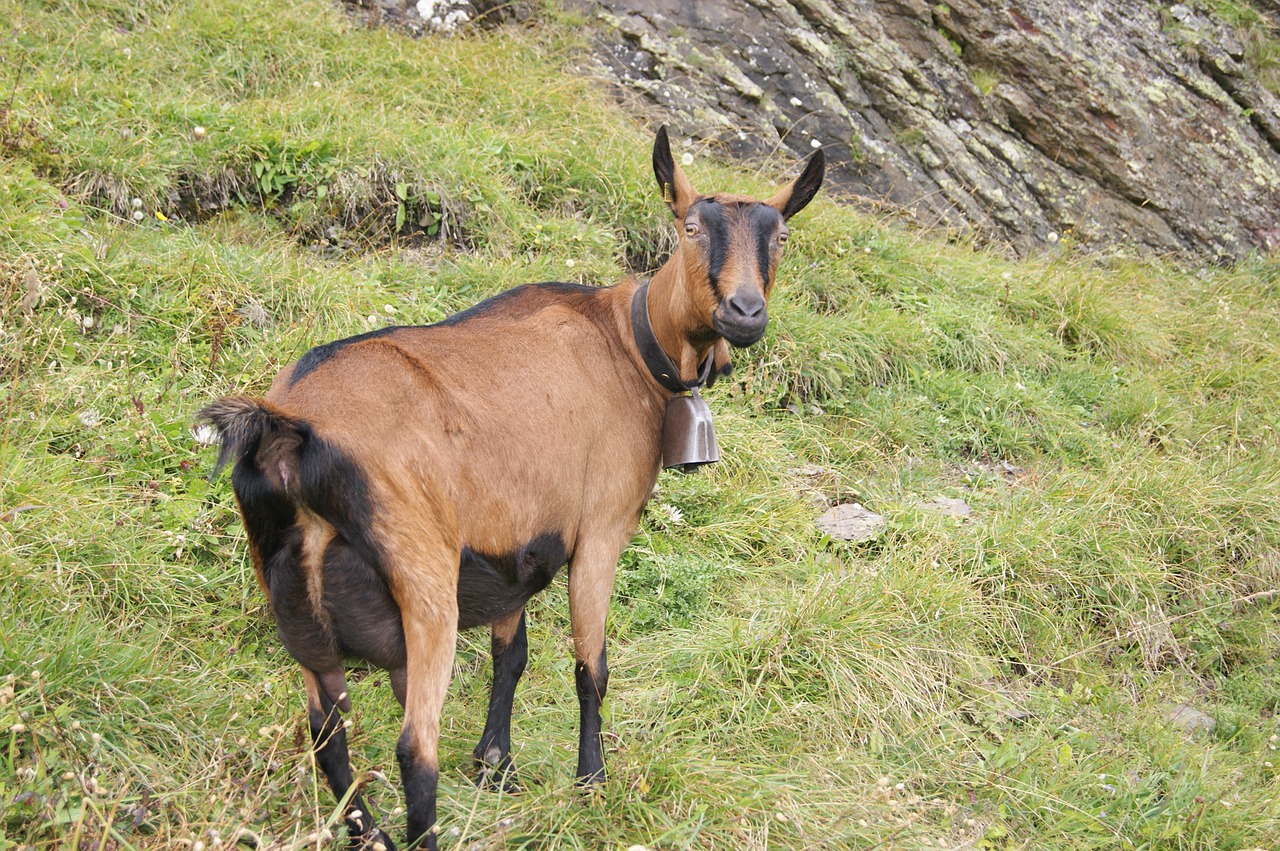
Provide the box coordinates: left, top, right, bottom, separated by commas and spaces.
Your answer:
630, 282, 712, 393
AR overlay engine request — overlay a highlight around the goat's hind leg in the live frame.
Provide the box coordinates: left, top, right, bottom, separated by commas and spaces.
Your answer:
302, 667, 395, 850
473, 609, 527, 792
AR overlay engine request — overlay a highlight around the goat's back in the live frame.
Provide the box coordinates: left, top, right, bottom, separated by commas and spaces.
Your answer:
264, 281, 666, 557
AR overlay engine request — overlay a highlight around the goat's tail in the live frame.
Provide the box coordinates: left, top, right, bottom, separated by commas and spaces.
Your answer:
198, 395, 310, 494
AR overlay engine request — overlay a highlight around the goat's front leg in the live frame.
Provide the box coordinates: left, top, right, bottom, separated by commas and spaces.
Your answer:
568, 544, 620, 785
473, 609, 526, 791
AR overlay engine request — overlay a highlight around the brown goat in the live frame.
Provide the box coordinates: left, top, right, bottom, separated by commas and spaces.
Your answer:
201, 128, 823, 850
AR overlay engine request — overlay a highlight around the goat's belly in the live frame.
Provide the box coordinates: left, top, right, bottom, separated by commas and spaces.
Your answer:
319, 539, 408, 669
273, 531, 568, 670
456, 532, 568, 630
262, 531, 402, 673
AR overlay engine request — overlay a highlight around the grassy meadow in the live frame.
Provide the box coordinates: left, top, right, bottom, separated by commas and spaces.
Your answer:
2, 0, 1279, 848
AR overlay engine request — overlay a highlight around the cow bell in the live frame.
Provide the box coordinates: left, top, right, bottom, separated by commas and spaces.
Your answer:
662, 388, 720, 472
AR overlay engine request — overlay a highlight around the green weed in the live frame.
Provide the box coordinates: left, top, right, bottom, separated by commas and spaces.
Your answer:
1, 0, 1279, 848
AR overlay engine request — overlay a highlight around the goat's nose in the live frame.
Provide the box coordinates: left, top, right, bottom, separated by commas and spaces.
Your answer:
726, 291, 765, 318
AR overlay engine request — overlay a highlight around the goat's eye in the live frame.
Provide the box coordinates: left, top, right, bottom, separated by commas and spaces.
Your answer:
776, 230, 789, 245
684, 222, 701, 237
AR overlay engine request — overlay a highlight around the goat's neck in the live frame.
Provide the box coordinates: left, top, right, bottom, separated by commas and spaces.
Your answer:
646, 260, 716, 386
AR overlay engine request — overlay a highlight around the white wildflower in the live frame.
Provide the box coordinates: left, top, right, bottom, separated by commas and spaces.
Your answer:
193, 423, 219, 446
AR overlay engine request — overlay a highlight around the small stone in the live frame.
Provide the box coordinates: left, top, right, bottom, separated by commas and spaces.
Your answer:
815, 503, 886, 542
919, 497, 972, 518
1166, 704, 1215, 734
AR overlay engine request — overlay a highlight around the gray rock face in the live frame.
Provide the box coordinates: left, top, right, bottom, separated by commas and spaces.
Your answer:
578, 0, 1280, 261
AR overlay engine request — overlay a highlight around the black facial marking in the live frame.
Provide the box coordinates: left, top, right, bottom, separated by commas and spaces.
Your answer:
457, 533, 568, 630
692, 199, 728, 297
747, 204, 783, 291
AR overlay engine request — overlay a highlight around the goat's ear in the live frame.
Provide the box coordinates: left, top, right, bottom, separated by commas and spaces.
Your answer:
652, 126, 697, 219
766, 148, 826, 220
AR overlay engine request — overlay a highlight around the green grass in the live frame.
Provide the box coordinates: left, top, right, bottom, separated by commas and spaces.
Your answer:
1194, 1, 1280, 94
3, 0, 1280, 848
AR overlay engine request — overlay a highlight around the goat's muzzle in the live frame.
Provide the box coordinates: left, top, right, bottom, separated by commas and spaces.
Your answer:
713, 291, 768, 348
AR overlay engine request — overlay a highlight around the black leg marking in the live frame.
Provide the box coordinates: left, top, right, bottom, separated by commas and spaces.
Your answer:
575, 646, 609, 785
396, 734, 439, 851
473, 613, 528, 792
308, 692, 390, 848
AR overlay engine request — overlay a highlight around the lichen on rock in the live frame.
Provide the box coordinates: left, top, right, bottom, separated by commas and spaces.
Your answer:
574, 0, 1280, 261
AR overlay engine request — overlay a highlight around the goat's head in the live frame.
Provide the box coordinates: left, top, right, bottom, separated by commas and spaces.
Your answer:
652, 127, 825, 349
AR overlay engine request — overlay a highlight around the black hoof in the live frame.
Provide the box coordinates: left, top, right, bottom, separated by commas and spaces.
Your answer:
351, 827, 395, 851
474, 757, 521, 793
574, 769, 606, 790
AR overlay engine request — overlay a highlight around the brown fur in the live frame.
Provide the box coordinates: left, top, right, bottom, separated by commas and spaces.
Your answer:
200, 128, 823, 850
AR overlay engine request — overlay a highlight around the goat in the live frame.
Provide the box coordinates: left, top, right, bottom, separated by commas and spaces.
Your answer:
200, 127, 823, 850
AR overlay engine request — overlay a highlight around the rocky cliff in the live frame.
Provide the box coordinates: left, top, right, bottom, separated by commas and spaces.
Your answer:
576, 0, 1280, 261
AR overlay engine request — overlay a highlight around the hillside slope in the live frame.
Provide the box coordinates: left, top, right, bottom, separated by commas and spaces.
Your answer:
1, 0, 1279, 848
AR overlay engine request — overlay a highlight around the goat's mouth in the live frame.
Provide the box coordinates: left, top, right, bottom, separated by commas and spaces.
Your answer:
712, 307, 768, 348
